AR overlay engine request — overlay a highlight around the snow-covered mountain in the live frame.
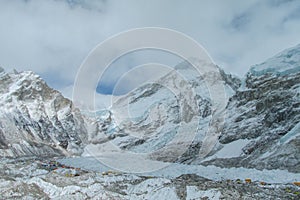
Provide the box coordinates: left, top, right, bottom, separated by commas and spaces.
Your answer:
200, 44, 300, 173
83, 45, 300, 173
0, 67, 90, 157
82, 59, 241, 167
0, 44, 299, 175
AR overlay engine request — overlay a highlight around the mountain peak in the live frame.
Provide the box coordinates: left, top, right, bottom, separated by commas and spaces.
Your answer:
250, 44, 300, 76
0, 68, 89, 157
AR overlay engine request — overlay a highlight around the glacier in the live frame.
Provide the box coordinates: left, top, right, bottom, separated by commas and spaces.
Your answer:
1, 44, 300, 199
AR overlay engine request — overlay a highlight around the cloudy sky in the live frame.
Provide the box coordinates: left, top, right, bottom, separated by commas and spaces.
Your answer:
1, 0, 300, 95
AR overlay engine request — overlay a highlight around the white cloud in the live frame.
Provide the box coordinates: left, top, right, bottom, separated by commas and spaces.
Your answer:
0, 0, 300, 93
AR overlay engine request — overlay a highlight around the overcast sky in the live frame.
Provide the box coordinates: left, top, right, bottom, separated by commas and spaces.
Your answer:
1, 0, 300, 94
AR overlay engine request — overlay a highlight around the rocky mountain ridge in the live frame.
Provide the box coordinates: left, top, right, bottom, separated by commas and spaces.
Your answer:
85, 44, 300, 173
0, 44, 299, 174
0, 67, 89, 157
200, 44, 300, 173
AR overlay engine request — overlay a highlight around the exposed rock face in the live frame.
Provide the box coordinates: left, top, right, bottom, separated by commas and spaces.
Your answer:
200, 45, 300, 173
88, 45, 300, 173
1, 44, 300, 175
0, 69, 89, 157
